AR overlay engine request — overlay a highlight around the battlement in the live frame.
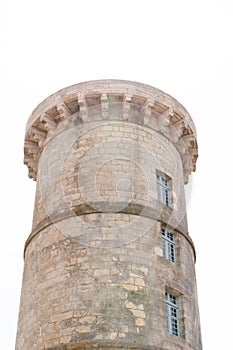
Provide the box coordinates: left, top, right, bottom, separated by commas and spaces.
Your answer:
24, 80, 198, 183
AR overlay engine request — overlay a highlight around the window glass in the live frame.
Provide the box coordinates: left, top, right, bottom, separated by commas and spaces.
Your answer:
156, 173, 171, 206
161, 228, 176, 263
165, 292, 179, 336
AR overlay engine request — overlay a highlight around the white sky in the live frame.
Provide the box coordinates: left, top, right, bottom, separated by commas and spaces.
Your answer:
0, 0, 233, 349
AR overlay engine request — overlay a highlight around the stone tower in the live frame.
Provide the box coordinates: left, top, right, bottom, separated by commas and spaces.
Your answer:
16, 80, 202, 349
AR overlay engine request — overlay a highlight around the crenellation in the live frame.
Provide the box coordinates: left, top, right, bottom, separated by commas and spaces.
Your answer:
24, 140, 40, 154
24, 80, 198, 182
123, 94, 132, 120
29, 126, 47, 148
78, 97, 88, 122
101, 93, 109, 120
40, 113, 57, 131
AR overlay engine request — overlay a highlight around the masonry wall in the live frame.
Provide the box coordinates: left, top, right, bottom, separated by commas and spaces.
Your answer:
18, 113, 200, 350
16, 80, 202, 350
16, 215, 201, 350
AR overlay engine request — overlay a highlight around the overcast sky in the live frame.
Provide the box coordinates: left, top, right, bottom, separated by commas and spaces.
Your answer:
1, 1, 233, 349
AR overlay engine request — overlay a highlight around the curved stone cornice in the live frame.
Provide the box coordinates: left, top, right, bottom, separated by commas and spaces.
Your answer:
24, 79, 198, 183
24, 203, 196, 261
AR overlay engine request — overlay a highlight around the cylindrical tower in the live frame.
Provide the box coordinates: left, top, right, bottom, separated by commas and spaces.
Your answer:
16, 80, 202, 349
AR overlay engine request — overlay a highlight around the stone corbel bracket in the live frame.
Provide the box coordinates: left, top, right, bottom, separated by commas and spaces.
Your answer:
24, 80, 198, 184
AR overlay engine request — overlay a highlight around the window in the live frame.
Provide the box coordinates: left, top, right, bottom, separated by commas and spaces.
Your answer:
161, 227, 176, 263
165, 292, 179, 336
156, 173, 171, 206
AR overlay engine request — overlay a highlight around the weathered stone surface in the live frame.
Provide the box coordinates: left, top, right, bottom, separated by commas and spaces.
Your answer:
16, 80, 202, 350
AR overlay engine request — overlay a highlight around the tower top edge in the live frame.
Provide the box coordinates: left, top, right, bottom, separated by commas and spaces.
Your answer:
24, 79, 198, 182
26, 79, 196, 133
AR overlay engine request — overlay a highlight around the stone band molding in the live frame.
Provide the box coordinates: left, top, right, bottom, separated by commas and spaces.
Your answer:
24, 205, 197, 262
24, 80, 198, 183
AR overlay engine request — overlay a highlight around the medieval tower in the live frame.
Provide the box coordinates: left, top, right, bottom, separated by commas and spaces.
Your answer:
16, 80, 202, 349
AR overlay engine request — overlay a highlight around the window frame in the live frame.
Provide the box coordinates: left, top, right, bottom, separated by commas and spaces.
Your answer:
161, 227, 176, 263
165, 291, 180, 336
156, 172, 171, 207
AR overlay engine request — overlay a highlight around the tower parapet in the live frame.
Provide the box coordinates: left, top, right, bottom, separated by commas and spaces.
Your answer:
24, 80, 197, 183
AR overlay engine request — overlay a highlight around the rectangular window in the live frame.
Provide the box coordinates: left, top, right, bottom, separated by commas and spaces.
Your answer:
165, 292, 179, 336
161, 227, 176, 263
156, 173, 171, 206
